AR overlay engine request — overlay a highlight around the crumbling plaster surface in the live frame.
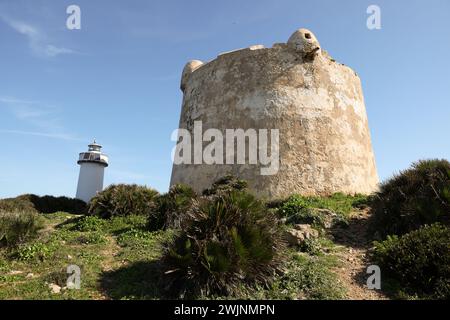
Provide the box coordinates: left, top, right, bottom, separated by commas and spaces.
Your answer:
171, 29, 379, 199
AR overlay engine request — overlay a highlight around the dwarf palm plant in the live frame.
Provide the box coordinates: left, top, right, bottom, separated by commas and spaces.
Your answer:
163, 190, 284, 297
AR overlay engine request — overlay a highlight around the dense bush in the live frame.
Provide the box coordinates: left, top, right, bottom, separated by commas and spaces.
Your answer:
0, 211, 43, 248
162, 190, 285, 298
0, 194, 86, 214
369, 159, 450, 238
88, 184, 159, 219
372, 224, 450, 299
147, 184, 197, 231
0, 197, 37, 213
202, 175, 248, 196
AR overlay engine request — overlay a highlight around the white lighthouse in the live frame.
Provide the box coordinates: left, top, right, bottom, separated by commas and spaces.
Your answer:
76, 140, 109, 203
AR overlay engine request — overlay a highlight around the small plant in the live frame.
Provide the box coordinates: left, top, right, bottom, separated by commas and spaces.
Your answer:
17, 242, 54, 261
280, 205, 328, 228
74, 215, 107, 232
0, 211, 43, 248
73, 231, 108, 245
372, 223, 450, 299
163, 190, 285, 298
299, 238, 322, 256
369, 159, 450, 238
148, 184, 197, 231
88, 184, 159, 219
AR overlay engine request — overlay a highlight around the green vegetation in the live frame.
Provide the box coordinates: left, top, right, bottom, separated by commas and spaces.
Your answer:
0, 211, 43, 248
276, 193, 367, 229
1, 163, 449, 300
372, 224, 450, 299
206, 250, 344, 300
267, 252, 345, 300
147, 184, 197, 231
0, 212, 160, 299
163, 190, 285, 298
88, 184, 159, 219
369, 159, 450, 238
0, 194, 86, 214
202, 175, 248, 196
72, 216, 107, 232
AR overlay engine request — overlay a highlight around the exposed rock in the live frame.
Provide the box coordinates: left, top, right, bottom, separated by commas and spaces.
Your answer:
9, 270, 23, 275
48, 283, 61, 294
285, 224, 319, 246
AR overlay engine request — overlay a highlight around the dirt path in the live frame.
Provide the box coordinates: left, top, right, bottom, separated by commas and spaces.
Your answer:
330, 209, 387, 300
100, 235, 122, 272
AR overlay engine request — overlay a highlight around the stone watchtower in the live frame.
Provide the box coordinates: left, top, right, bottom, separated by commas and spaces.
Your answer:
170, 28, 379, 199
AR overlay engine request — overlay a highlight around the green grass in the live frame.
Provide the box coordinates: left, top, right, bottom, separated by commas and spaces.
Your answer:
0, 204, 349, 300
276, 193, 367, 230
209, 249, 345, 300
279, 193, 368, 217
0, 210, 348, 300
0, 213, 168, 300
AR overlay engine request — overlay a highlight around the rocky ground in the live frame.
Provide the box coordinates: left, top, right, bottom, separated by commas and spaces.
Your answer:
330, 209, 387, 300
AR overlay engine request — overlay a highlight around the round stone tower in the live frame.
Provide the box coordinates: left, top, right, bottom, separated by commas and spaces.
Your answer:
170, 28, 379, 199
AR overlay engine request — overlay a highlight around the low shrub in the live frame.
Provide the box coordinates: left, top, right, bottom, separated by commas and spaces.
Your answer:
147, 184, 197, 231
74, 216, 107, 232
369, 159, 450, 238
16, 242, 55, 261
372, 223, 450, 299
0, 211, 43, 248
73, 232, 108, 245
0, 194, 86, 214
0, 198, 37, 213
162, 190, 285, 298
88, 184, 159, 219
281, 206, 328, 228
202, 175, 248, 196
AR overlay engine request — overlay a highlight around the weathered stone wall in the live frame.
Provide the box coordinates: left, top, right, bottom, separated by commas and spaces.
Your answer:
170, 29, 379, 199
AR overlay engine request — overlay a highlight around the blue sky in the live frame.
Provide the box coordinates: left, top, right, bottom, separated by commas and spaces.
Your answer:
0, 0, 449, 198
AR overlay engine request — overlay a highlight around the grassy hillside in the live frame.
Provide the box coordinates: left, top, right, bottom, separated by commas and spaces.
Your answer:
0, 204, 356, 300
1, 160, 448, 300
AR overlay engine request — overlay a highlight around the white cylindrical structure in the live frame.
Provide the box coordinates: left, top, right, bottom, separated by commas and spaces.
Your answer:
76, 140, 109, 203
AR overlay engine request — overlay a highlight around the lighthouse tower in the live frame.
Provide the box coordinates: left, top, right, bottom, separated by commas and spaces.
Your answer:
76, 140, 109, 203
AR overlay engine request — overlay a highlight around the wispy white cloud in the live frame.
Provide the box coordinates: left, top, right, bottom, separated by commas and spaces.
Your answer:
0, 129, 81, 141
0, 13, 76, 58
0, 95, 80, 141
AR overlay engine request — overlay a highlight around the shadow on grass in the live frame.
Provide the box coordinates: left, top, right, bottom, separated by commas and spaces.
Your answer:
54, 216, 84, 229
99, 260, 169, 299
